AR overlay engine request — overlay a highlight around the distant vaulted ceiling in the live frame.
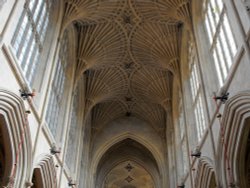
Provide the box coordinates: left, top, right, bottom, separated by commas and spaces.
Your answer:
62, 0, 191, 139
96, 139, 159, 188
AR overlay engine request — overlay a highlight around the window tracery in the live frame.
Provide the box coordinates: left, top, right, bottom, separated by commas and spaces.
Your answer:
46, 30, 69, 138
11, 0, 51, 85
189, 43, 206, 141
204, 0, 237, 86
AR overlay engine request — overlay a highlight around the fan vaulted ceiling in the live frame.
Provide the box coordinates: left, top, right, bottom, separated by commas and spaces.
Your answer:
63, 0, 191, 138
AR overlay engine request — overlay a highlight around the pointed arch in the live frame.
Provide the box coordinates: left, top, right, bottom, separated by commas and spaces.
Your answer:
95, 138, 160, 188
90, 131, 168, 188
32, 154, 57, 188
92, 132, 163, 173
218, 91, 250, 187
194, 157, 217, 188
0, 89, 32, 187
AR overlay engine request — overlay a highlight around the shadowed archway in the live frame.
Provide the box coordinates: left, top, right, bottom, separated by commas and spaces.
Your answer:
0, 115, 12, 186
96, 138, 160, 188
218, 91, 250, 187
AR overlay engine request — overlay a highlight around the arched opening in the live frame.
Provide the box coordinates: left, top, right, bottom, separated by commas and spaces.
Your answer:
194, 158, 218, 188
96, 138, 160, 188
238, 118, 250, 187
31, 168, 43, 188
31, 155, 57, 188
218, 92, 250, 187
209, 173, 217, 188
0, 115, 12, 187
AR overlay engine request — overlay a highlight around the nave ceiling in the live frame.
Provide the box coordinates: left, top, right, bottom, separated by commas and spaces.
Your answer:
62, 0, 191, 138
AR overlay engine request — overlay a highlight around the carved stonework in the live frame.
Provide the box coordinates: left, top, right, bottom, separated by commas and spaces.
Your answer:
125, 163, 134, 172
117, 1, 140, 35
64, 0, 191, 139
125, 176, 133, 183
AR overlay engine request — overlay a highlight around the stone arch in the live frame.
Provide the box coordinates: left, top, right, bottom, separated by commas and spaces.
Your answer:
92, 132, 163, 174
31, 154, 57, 188
102, 160, 156, 188
194, 157, 217, 188
90, 131, 167, 188
95, 138, 160, 188
0, 89, 32, 187
218, 91, 250, 187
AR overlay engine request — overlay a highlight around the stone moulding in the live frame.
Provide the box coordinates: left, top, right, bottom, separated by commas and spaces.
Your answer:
0, 89, 32, 187
219, 91, 250, 187
32, 154, 57, 188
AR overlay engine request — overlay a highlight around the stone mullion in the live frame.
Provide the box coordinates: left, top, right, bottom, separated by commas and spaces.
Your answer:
16, 10, 30, 59
227, 0, 250, 61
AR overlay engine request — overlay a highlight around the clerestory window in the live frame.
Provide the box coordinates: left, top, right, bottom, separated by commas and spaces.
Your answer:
189, 43, 206, 142
204, 0, 237, 87
45, 31, 69, 139
11, 0, 51, 85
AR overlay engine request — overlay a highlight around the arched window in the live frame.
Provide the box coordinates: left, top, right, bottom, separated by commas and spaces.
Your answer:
11, 0, 52, 85
188, 43, 206, 141
203, 0, 237, 86
45, 30, 70, 140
